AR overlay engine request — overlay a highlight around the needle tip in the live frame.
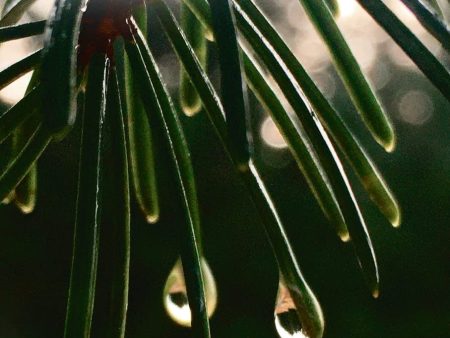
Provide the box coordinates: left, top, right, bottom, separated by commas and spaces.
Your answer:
372, 286, 380, 299
146, 214, 159, 224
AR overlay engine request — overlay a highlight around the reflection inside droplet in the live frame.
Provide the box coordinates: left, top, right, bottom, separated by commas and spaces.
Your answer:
163, 257, 217, 327
165, 269, 191, 326
275, 281, 309, 338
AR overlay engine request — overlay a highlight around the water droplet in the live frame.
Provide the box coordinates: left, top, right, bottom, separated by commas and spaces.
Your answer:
275, 281, 309, 338
163, 257, 217, 327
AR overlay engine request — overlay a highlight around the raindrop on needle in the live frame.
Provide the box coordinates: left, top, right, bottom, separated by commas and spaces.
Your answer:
275, 280, 309, 338
163, 257, 217, 327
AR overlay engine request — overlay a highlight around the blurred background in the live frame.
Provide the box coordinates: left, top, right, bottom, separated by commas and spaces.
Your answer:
0, 0, 449, 337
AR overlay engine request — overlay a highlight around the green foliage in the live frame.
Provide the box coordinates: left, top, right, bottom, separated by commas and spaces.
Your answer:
0, 0, 449, 337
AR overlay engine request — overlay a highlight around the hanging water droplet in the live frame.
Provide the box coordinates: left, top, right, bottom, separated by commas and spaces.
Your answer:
274, 281, 309, 338
163, 257, 217, 327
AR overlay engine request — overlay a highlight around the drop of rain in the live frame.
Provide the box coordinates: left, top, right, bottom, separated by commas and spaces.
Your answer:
163, 257, 217, 327
274, 280, 309, 338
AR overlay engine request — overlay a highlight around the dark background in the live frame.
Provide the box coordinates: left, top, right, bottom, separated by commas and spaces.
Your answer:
0, 0, 449, 337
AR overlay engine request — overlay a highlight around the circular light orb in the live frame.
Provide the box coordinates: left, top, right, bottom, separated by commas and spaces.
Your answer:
261, 117, 288, 149
398, 90, 433, 126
